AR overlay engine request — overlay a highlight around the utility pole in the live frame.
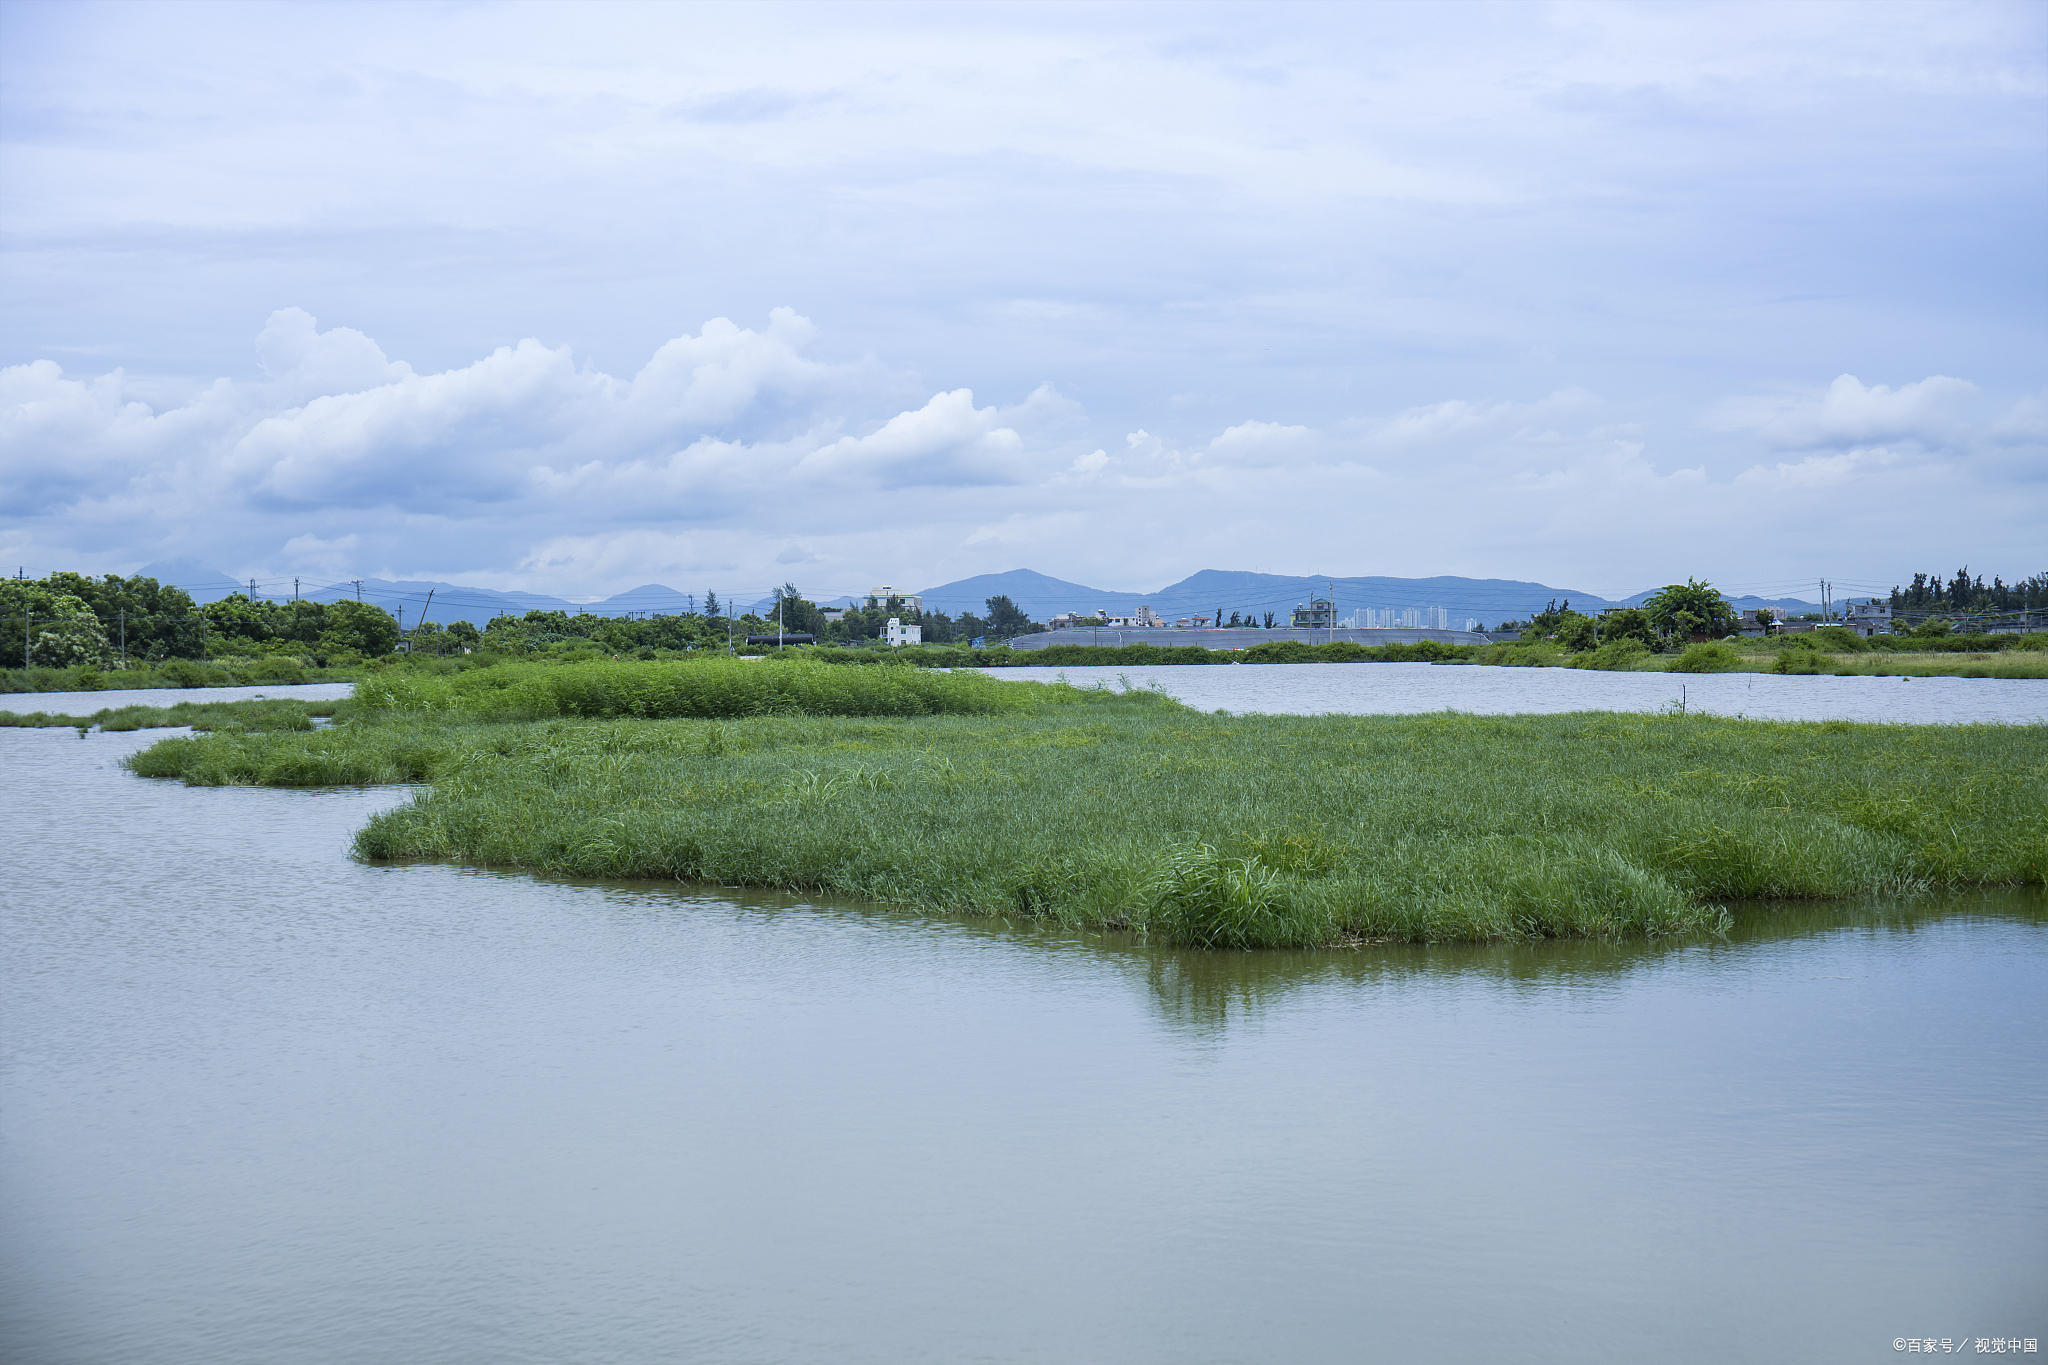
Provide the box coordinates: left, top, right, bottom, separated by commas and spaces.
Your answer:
726, 593, 734, 655
249, 578, 258, 601
119, 607, 126, 668
415, 590, 435, 654
353, 580, 362, 601
294, 577, 300, 601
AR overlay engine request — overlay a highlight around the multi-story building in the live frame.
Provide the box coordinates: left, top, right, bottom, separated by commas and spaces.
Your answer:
863, 585, 924, 614
1291, 598, 1337, 629
1840, 598, 1892, 637
883, 617, 922, 646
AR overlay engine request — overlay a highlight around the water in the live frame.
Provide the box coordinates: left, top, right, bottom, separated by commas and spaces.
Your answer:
8, 669, 2044, 725
0, 681, 355, 715
979, 662, 2048, 724
3, 727, 2042, 1363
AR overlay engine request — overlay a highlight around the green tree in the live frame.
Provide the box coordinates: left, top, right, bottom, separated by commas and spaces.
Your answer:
320, 600, 401, 656
1555, 611, 1598, 651
1521, 598, 1572, 640
769, 583, 822, 636
1598, 607, 1657, 648
203, 593, 280, 647
983, 595, 1036, 639
1643, 579, 1736, 641
30, 593, 112, 667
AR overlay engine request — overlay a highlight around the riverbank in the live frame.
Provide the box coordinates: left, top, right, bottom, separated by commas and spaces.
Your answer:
117, 665, 2047, 947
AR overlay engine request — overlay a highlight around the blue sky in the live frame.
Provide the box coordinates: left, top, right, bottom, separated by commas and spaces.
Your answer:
2, 0, 2042, 603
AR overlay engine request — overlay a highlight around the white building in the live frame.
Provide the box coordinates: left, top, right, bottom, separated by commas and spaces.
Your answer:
1337, 606, 1465, 631
883, 617, 922, 646
863, 585, 924, 613
1840, 598, 1892, 638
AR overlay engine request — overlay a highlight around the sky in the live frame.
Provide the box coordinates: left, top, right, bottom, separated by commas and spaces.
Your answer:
2, 0, 2043, 605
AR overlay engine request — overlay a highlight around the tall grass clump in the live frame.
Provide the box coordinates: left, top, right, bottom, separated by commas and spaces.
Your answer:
355, 656, 1054, 720
1147, 844, 1332, 948
1668, 641, 1747, 672
1567, 640, 1653, 671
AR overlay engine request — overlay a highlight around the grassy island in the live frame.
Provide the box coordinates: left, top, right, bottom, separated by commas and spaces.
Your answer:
105, 657, 2048, 949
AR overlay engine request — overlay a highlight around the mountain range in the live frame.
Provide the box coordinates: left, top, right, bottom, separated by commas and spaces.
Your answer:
812, 568, 1826, 627
134, 560, 1826, 629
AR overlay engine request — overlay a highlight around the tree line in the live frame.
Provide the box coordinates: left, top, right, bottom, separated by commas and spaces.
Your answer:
2, 572, 401, 667
1890, 569, 2048, 618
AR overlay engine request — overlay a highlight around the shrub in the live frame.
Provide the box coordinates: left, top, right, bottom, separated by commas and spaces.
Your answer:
1805, 625, 1868, 652
1569, 640, 1649, 671
1668, 642, 1745, 673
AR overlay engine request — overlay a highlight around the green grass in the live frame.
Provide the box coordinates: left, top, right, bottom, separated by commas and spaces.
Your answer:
1761, 650, 2048, 679
352, 655, 1049, 719
119, 660, 2048, 948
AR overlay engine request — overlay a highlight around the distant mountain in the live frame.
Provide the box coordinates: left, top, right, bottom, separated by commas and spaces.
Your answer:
119, 563, 1826, 627
590, 584, 701, 616
912, 568, 1822, 627
912, 569, 1127, 615
135, 560, 245, 604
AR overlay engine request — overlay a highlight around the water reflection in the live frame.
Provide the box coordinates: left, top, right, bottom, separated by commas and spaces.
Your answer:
548, 871, 2047, 1039
1120, 886, 2044, 1035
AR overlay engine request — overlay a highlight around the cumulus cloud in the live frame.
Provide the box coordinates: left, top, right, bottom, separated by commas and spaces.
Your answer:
795, 388, 1028, 487
2, 306, 2039, 600
1708, 373, 1982, 451
0, 309, 1084, 586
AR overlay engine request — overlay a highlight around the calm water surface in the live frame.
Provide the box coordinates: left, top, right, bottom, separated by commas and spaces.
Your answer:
2, 681, 355, 714
980, 662, 2048, 723
3, 719, 2044, 1363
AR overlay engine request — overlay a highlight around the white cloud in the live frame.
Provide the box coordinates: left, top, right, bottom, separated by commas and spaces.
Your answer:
2, 305, 2040, 601
1708, 373, 1982, 452
794, 388, 1027, 487
1204, 420, 1320, 468
3, 5, 2039, 596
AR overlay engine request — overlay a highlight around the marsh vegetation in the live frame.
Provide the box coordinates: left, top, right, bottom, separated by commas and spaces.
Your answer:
114, 658, 2048, 948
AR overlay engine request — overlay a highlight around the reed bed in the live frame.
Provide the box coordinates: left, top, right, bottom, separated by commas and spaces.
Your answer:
124, 676, 2048, 946
354, 656, 1042, 720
